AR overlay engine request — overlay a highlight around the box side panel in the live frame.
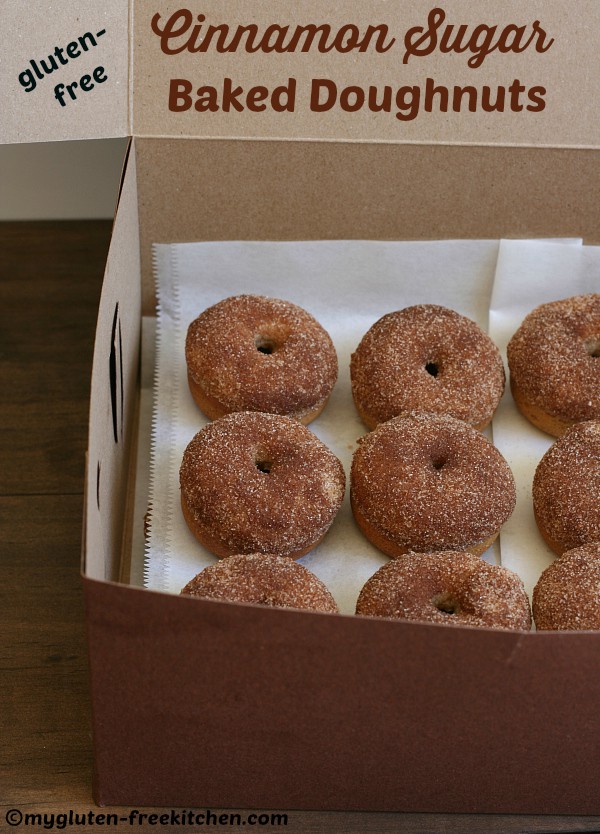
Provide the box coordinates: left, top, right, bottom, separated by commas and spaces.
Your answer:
132, 0, 600, 148
85, 141, 141, 582
1, 1, 129, 144
136, 138, 600, 312
84, 579, 600, 813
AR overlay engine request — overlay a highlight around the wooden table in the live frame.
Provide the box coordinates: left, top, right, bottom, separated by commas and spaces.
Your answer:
2, 220, 599, 833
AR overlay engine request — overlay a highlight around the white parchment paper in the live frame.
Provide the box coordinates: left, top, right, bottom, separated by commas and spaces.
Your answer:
139, 237, 599, 614
143, 239, 502, 613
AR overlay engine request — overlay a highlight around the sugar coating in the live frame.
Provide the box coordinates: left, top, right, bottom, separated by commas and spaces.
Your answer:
533, 542, 600, 630
350, 412, 516, 552
185, 294, 338, 420
180, 411, 346, 557
533, 419, 600, 554
181, 554, 339, 614
350, 305, 505, 428
356, 551, 531, 630
507, 294, 600, 423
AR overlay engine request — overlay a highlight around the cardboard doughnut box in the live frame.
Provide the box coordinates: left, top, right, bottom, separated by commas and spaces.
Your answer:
3, 0, 600, 812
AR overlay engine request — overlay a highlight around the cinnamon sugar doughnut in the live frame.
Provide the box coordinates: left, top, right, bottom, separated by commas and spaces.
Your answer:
180, 411, 345, 559
181, 554, 339, 614
507, 294, 600, 436
350, 412, 516, 558
532, 420, 600, 556
185, 295, 338, 424
533, 542, 600, 630
356, 551, 531, 630
350, 305, 505, 430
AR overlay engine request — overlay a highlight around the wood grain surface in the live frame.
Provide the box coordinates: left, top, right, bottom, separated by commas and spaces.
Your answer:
1, 220, 599, 834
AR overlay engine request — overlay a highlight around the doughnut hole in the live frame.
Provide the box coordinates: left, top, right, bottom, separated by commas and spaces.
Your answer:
253, 323, 290, 355
254, 336, 277, 355
425, 360, 440, 378
433, 592, 460, 615
584, 335, 600, 358
431, 453, 447, 471
254, 448, 273, 474
255, 459, 272, 474
429, 441, 450, 472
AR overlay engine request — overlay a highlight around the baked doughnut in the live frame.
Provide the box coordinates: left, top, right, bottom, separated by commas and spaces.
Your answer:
185, 295, 338, 424
181, 554, 339, 614
350, 305, 505, 430
533, 542, 600, 630
350, 412, 516, 557
356, 551, 531, 630
532, 420, 600, 555
180, 411, 345, 559
507, 294, 600, 436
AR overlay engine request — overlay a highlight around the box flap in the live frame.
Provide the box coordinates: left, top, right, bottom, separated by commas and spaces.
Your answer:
132, 0, 600, 148
4, 1, 599, 148
1, 1, 129, 144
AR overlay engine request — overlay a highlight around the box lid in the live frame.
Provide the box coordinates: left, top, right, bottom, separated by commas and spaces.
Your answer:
1, 1, 129, 144
2, 1, 600, 148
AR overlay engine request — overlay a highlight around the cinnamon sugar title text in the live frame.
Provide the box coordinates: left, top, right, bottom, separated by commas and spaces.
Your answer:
150, 8, 554, 121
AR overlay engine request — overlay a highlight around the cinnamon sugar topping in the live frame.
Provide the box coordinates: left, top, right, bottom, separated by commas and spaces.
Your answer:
533, 542, 600, 630
350, 305, 505, 429
507, 294, 600, 425
181, 554, 339, 614
351, 412, 516, 553
356, 551, 531, 630
180, 411, 346, 558
533, 419, 600, 554
186, 295, 338, 422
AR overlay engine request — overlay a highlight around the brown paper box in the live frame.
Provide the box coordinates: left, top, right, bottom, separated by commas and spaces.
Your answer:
4, 0, 600, 812
83, 135, 600, 812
